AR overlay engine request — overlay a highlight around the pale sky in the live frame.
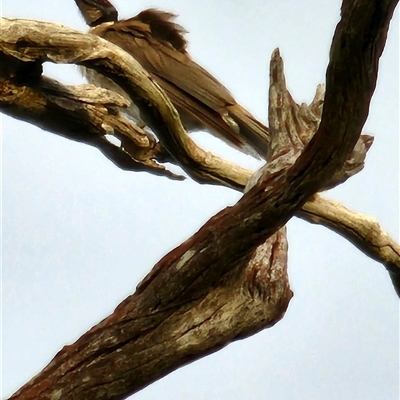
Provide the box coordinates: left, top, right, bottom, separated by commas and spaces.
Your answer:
2, 1, 399, 399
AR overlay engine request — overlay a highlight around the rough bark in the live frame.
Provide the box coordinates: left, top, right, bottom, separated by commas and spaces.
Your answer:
1, 19, 397, 287
2, 0, 399, 399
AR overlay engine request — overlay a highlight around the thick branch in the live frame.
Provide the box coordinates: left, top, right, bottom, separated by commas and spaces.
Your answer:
7, 1, 398, 399
244, 50, 400, 295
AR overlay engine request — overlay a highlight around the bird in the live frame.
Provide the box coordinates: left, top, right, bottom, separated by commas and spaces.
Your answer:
74, 0, 270, 159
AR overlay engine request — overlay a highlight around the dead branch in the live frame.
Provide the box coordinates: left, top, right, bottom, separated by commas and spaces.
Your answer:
244, 51, 399, 293
0, 55, 184, 179
298, 194, 400, 295
0, 17, 374, 191
5, 1, 398, 399
0, 17, 252, 190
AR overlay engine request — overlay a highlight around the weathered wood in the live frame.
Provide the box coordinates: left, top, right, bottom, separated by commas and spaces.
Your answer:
3, 0, 399, 399
298, 194, 400, 294
0, 56, 183, 179
0, 17, 253, 190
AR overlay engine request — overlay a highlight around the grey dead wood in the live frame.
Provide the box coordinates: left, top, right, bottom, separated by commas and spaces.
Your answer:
2, 0, 399, 399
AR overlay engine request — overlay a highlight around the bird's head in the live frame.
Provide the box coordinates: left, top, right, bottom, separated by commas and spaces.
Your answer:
74, 0, 118, 27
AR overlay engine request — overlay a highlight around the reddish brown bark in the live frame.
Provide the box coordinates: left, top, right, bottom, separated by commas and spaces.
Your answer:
2, 0, 398, 399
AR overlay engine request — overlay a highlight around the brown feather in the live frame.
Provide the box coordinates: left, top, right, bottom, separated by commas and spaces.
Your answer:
87, 7, 270, 158
133, 9, 188, 52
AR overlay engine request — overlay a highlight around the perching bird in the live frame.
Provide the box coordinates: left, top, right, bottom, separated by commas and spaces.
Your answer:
75, 0, 270, 159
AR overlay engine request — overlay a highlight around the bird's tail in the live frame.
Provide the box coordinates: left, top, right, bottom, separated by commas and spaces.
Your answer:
228, 104, 270, 160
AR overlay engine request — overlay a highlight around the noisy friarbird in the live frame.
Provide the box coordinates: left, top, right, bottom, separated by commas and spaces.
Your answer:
75, 0, 270, 159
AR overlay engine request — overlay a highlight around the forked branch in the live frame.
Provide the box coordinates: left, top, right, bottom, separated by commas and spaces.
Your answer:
3, 0, 399, 399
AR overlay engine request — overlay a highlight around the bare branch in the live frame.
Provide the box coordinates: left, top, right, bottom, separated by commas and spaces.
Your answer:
6, 1, 398, 399
0, 17, 375, 190
247, 49, 399, 294
0, 56, 185, 179
298, 194, 400, 293
0, 17, 253, 190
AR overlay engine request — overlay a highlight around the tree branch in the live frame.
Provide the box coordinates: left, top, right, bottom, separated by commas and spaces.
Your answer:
5, 1, 398, 399
298, 194, 400, 295
0, 55, 186, 179
0, 17, 253, 190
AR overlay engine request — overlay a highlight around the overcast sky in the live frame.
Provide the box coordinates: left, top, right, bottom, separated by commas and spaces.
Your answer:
2, 1, 399, 399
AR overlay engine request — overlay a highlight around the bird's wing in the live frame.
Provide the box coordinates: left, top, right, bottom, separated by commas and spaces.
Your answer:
92, 10, 237, 113
90, 9, 270, 158
153, 76, 248, 150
